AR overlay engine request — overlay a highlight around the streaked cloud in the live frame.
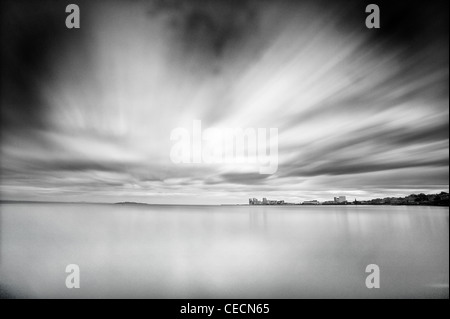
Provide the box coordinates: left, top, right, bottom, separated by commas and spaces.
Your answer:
1, 0, 448, 204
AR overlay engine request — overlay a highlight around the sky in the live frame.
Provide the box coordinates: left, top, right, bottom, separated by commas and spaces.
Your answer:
1, 0, 449, 204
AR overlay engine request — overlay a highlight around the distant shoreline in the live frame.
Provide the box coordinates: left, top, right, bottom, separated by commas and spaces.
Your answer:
0, 200, 220, 207
0, 200, 448, 207
0, 200, 213, 206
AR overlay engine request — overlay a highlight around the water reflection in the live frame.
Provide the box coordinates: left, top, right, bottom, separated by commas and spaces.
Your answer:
0, 204, 448, 298
248, 208, 268, 235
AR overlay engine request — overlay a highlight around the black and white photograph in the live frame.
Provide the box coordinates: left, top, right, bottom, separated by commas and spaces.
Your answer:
0, 0, 448, 302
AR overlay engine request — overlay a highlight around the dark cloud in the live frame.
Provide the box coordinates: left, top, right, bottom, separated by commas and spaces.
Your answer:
211, 172, 270, 185
283, 157, 448, 178
148, 0, 258, 58
365, 0, 449, 50
0, 0, 86, 132
295, 121, 448, 157
34, 159, 131, 173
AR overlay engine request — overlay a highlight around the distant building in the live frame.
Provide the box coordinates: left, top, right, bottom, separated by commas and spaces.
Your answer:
248, 198, 286, 205
302, 200, 320, 205
333, 196, 347, 203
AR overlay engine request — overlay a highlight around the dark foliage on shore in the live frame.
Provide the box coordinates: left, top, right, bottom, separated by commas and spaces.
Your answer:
337, 192, 449, 206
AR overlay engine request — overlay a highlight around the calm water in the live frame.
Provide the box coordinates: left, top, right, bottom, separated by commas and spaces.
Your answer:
0, 203, 448, 298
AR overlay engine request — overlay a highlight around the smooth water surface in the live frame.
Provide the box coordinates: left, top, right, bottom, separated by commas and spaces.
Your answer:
0, 204, 448, 298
